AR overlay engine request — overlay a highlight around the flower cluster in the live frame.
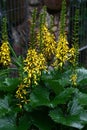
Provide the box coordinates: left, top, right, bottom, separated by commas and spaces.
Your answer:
0, 41, 11, 66
69, 45, 79, 66
53, 34, 78, 69
53, 34, 70, 68
23, 48, 46, 86
70, 73, 77, 86
16, 49, 46, 108
15, 83, 29, 109
36, 25, 56, 60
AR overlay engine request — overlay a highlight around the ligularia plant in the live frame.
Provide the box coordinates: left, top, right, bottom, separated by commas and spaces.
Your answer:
0, 17, 11, 67
1, 1, 87, 130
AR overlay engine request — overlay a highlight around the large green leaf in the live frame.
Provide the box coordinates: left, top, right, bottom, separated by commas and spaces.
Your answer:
17, 115, 32, 130
49, 108, 84, 129
68, 96, 87, 124
42, 71, 69, 95
0, 116, 16, 130
42, 69, 72, 95
16, 109, 55, 130
0, 110, 31, 130
74, 90, 87, 106
0, 78, 20, 92
44, 79, 64, 94
49, 90, 87, 129
68, 99, 83, 116
31, 109, 55, 130
67, 88, 87, 107
77, 68, 87, 86
29, 86, 51, 108
51, 87, 75, 107
0, 96, 11, 118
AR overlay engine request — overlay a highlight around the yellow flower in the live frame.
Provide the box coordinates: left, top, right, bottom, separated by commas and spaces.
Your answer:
53, 34, 70, 68
16, 49, 46, 108
17, 104, 23, 109
16, 84, 27, 99
23, 48, 46, 86
36, 25, 56, 60
0, 41, 11, 66
69, 45, 79, 66
70, 73, 77, 86
53, 33, 78, 69
16, 83, 30, 108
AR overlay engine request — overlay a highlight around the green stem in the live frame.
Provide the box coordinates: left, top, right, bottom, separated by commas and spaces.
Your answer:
8, 44, 22, 67
8, 43, 18, 60
0, 68, 18, 77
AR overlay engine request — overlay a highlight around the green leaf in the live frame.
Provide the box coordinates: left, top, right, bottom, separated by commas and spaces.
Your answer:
49, 89, 87, 129
44, 79, 64, 94
49, 108, 84, 129
0, 117, 16, 130
4, 78, 20, 87
77, 68, 87, 86
58, 70, 72, 87
0, 111, 31, 130
30, 86, 51, 108
31, 109, 55, 130
68, 99, 83, 116
0, 68, 10, 78
51, 87, 75, 107
0, 96, 11, 117
80, 112, 87, 123
17, 109, 55, 130
17, 115, 32, 130
0, 78, 20, 92
75, 91, 87, 106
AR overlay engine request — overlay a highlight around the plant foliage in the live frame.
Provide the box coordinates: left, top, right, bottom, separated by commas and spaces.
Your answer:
0, 1, 87, 130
